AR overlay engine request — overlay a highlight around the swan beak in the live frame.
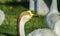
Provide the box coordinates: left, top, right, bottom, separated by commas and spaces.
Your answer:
33, 14, 39, 17
28, 10, 39, 17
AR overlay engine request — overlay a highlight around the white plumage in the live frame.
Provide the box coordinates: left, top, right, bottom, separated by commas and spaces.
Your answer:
0, 10, 5, 25
30, 0, 49, 15
46, 0, 60, 29
37, 0, 49, 15
28, 29, 57, 36
54, 21, 60, 36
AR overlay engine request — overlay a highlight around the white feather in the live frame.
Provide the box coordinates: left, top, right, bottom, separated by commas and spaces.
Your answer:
0, 10, 5, 25
46, 0, 60, 29
37, 0, 49, 15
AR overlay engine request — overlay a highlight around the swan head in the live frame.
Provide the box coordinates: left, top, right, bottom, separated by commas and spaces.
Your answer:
17, 10, 35, 23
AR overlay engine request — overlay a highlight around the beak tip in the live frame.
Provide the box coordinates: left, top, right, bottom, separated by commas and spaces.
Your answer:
33, 14, 39, 17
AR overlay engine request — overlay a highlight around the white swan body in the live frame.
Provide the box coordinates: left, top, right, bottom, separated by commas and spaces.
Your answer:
37, 0, 49, 15
0, 10, 5, 25
28, 29, 57, 36
46, 0, 60, 29
17, 10, 57, 36
54, 21, 60, 36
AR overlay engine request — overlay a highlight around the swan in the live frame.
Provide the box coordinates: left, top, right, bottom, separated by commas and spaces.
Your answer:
17, 10, 57, 36
37, 0, 49, 15
46, 0, 60, 29
54, 21, 60, 36
0, 10, 5, 25
30, 0, 49, 15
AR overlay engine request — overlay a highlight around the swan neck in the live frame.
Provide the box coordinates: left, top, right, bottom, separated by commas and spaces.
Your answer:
19, 20, 25, 36
50, 0, 58, 11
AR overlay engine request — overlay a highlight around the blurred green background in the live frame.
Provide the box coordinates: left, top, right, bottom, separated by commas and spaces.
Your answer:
0, 0, 60, 36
